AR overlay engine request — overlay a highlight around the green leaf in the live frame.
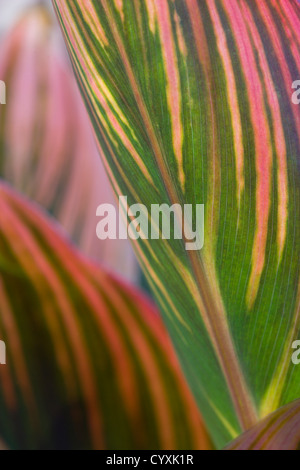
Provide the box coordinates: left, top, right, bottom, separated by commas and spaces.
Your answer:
0, 182, 210, 450
52, 0, 300, 447
225, 399, 300, 450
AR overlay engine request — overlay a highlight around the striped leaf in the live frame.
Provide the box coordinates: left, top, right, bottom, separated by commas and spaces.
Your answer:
53, 0, 300, 447
226, 399, 300, 450
0, 182, 210, 450
0, 5, 137, 280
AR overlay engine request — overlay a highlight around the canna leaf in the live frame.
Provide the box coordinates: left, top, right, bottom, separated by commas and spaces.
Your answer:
53, 0, 300, 447
225, 399, 300, 450
0, 5, 137, 281
0, 182, 210, 450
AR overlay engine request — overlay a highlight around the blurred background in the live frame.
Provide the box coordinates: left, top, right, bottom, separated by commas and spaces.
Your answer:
0, 0, 141, 285
0, 0, 39, 34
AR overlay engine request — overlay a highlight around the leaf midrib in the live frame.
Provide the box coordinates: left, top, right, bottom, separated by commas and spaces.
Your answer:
100, 0, 258, 432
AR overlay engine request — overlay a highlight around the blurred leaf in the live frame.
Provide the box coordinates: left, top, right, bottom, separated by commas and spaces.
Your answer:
0, 182, 211, 450
0, 5, 137, 281
225, 399, 300, 450
0, 438, 8, 450
53, 0, 300, 447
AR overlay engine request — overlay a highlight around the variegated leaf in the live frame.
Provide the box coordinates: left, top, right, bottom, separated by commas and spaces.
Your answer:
0, 182, 210, 450
225, 399, 300, 450
53, 0, 300, 447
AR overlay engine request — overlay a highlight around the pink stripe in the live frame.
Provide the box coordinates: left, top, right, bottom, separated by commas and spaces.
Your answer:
241, 0, 288, 260
255, 1, 300, 150
208, 0, 245, 206
83, 0, 109, 46
223, 0, 272, 308
156, 0, 185, 189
